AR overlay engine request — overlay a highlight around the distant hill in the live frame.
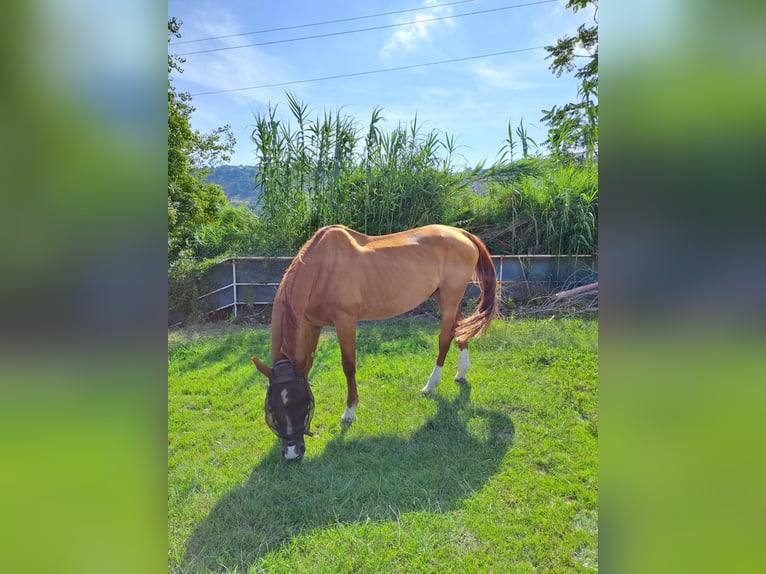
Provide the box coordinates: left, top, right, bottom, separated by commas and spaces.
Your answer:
205, 165, 261, 208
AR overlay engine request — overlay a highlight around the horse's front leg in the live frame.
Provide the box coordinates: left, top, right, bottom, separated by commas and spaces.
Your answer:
335, 318, 359, 424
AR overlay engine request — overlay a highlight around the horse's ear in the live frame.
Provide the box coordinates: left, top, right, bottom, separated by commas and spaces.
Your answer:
250, 357, 273, 379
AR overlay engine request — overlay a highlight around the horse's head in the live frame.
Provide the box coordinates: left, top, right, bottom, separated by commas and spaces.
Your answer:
251, 357, 315, 461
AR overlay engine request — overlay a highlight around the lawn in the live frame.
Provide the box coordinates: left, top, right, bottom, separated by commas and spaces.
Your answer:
168, 317, 598, 573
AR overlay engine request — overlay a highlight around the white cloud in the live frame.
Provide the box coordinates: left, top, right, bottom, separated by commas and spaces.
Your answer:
171, 9, 294, 105
471, 60, 536, 91
380, 0, 457, 58
186, 48, 290, 105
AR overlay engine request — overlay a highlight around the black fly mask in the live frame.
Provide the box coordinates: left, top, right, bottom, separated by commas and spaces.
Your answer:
264, 358, 315, 448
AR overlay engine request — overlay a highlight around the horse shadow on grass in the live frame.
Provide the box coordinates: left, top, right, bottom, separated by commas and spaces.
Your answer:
182, 384, 515, 573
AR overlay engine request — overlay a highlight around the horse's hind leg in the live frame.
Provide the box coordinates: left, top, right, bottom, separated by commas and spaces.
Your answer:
423, 291, 463, 394
453, 311, 471, 384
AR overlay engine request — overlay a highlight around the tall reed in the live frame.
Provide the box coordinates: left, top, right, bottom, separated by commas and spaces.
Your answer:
250, 95, 464, 252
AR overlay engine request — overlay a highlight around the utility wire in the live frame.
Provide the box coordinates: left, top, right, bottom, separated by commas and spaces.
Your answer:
176, 0, 558, 56
171, 0, 476, 45
190, 46, 545, 96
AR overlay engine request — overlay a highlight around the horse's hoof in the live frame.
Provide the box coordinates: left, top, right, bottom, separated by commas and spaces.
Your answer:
340, 407, 356, 425
454, 376, 468, 384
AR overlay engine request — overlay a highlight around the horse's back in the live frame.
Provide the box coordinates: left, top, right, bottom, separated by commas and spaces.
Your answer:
298, 225, 479, 322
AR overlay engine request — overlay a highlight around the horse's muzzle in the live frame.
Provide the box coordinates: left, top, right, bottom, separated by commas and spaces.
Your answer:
282, 441, 305, 461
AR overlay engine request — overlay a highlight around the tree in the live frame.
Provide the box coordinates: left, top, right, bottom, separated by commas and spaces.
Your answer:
542, 0, 598, 161
167, 18, 235, 260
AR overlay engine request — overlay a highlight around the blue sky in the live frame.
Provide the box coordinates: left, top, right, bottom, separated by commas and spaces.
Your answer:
168, 0, 596, 169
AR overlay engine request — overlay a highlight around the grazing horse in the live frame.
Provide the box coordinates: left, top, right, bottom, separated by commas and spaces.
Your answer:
251, 224, 497, 461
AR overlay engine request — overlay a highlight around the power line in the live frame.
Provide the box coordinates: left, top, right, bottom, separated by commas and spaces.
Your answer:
190, 46, 545, 96
171, 0, 476, 45
176, 0, 558, 56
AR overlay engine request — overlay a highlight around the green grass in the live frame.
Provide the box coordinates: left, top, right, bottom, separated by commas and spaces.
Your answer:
169, 317, 598, 573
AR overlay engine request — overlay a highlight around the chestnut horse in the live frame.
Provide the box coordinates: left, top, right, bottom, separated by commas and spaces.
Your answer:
251, 224, 497, 460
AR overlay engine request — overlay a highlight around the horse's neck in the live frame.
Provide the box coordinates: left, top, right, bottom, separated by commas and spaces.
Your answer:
281, 322, 313, 376
273, 284, 311, 375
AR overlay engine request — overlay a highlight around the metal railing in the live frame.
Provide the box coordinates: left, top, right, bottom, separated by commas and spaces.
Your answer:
169, 254, 597, 326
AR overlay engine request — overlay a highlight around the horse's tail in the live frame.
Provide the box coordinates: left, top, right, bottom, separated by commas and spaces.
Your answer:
454, 232, 497, 345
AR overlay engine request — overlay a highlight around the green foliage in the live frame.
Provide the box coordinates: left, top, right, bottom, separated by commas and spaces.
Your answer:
167, 171, 228, 260
167, 257, 220, 320
251, 94, 467, 253
168, 206, 277, 320
168, 18, 235, 260
541, 101, 598, 163
543, 0, 598, 161
168, 317, 598, 573
466, 159, 597, 255
166, 157, 597, 317
192, 204, 269, 259
497, 118, 539, 163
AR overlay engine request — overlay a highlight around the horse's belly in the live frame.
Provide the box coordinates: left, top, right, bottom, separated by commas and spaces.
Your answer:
305, 257, 442, 322
358, 284, 434, 320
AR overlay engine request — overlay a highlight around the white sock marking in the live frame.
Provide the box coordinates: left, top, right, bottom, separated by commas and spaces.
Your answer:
422, 365, 443, 394
341, 406, 356, 424
455, 348, 471, 383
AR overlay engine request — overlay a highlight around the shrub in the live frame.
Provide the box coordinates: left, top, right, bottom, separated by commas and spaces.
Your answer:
467, 159, 597, 255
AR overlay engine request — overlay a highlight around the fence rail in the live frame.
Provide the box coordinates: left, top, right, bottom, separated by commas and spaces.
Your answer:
168, 255, 598, 326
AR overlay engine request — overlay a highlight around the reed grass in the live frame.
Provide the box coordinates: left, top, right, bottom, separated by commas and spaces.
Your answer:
250, 94, 466, 253
469, 159, 597, 255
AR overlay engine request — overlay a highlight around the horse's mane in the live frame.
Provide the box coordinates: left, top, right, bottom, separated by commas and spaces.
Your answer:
277, 226, 337, 358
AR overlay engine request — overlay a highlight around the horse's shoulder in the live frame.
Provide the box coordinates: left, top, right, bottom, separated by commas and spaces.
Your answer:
411, 224, 470, 243
409, 224, 456, 236
318, 225, 369, 246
